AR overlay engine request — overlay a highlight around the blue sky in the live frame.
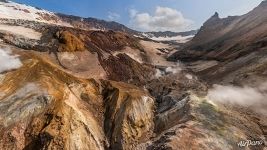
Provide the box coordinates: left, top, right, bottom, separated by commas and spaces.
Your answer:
13, 0, 263, 32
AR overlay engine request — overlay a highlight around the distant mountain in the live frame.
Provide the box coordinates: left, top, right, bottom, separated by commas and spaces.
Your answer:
0, 0, 70, 26
169, 0, 267, 61
58, 14, 198, 43
57, 13, 139, 34
145, 30, 198, 38
0, 1, 197, 44
168, 0, 267, 84
0, 1, 137, 33
141, 30, 198, 43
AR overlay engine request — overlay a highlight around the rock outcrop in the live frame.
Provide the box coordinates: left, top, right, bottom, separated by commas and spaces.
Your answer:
56, 30, 85, 52
102, 81, 154, 149
0, 47, 156, 150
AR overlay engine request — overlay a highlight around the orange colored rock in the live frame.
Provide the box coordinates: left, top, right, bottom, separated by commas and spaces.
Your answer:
56, 30, 85, 52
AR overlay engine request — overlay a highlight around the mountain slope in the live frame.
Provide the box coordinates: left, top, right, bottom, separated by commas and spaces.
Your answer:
0, 1, 71, 26
168, 0, 267, 85
58, 13, 139, 34
0, 1, 197, 44
170, 1, 267, 62
58, 14, 197, 44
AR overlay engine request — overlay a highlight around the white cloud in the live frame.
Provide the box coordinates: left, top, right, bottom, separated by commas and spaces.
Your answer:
108, 12, 120, 21
0, 48, 22, 73
129, 9, 138, 18
129, 7, 193, 32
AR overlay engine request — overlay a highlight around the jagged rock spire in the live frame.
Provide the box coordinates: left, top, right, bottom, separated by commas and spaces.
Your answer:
259, 0, 267, 6
213, 12, 219, 18
202, 12, 220, 26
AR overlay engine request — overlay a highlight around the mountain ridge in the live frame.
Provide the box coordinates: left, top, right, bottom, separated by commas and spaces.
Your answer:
0, 0, 197, 44
168, 0, 267, 87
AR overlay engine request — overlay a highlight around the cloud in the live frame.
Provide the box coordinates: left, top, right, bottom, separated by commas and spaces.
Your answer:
207, 83, 267, 115
129, 7, 193, 32
108, 12, 120, 21
129, 9, 138, 18
0, 48, 22, 73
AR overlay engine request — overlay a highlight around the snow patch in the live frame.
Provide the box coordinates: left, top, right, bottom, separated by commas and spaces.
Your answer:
113, 52, 142, 63
0, 24, 41, 40
0, 1, 71, 26
142, 33, 194, 43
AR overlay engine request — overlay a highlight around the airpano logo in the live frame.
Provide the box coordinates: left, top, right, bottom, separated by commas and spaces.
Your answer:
237, 139, 264, 147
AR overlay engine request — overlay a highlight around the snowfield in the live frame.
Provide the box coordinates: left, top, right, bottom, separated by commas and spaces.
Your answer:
0, 1, 71, 26
142, 33, 194, 43
0, 24, 42, 40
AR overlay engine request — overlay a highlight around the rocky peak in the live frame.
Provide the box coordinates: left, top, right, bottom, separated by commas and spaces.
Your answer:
249, 0, 267, 13
259, 0, 267, 6
209, 12, 220, 21
212, 12, 219, 18
202, 12, 220, 26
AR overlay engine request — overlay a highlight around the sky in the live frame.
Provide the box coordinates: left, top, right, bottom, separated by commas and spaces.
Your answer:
13, 0, 263, 32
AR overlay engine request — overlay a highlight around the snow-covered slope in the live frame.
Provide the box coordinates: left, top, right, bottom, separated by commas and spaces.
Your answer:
142, 33, 194, 43
0, 1, 71, 26
0, 24, 41, 39
140, 30, 198, 44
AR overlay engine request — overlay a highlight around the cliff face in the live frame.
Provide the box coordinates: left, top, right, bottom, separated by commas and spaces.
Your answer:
102, 81, 154, 149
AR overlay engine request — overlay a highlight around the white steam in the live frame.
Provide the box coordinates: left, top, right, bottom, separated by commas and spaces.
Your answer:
154, 62, 184, 78
154, 66, 182, 78
165, 66, 182, 74
185, 74, 193, 80
207, 83, 267, 115
155, 69, 164, 78
0, 48, 22, 73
